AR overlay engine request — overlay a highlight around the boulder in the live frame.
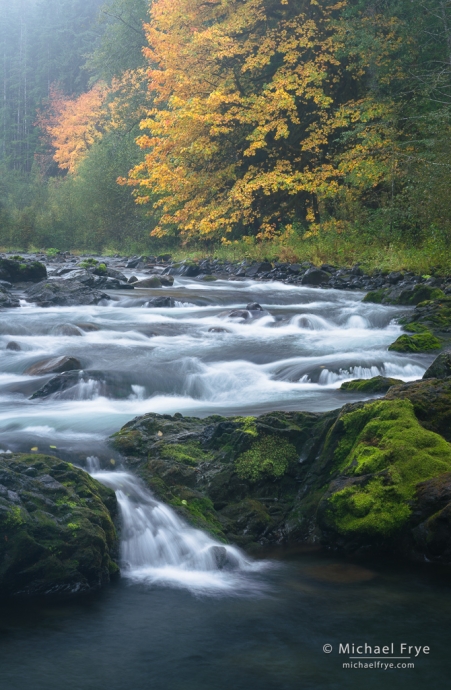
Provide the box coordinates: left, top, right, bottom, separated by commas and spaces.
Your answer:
0, 289, 20, 309
25, 279, 110, 307
50, 323, 84, 337
246, 302, 264, 311
423, 351, 451, 380
30, 370, 135, 400
167, 262, 201, 277
133, 277, 164, 288
301, 268, 331, 286
245, 262, 272, 277
0, 258, 47, 283
24, 356, 81, 376
6, 341, 21, 351
0, 453, 118, 598
340, 376, 403, 394
144, 297, 176, 308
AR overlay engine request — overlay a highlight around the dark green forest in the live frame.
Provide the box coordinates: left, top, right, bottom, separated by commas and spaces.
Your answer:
1, 0, 451, 271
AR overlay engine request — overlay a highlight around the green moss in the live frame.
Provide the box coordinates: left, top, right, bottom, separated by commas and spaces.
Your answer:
79, 258, 98, 268
111, 429, 144, 453
324, 399, 451, 537
234, 416, 258, 437
340, 376, 403, 394
388, 331, 442, 352
363, 289, 387, 304
161, 441, 213, 466
5, 506, 25, 528
235, 435, 298, 482
401, 321, 430, 333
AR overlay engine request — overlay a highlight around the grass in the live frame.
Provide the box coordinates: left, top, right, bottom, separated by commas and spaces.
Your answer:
2, 223, 451, 275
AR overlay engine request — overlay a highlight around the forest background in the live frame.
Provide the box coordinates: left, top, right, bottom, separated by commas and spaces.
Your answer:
1, 0, 451, 273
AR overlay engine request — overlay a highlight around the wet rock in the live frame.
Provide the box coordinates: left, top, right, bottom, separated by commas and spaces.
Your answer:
0, 453, 118, 598
128, 275, 138, 284
0, 289, 20, 309
29, 371, 84, 399
111, 384, 451, 564
133, 276, 164, 288
227, 309, 252, 320
144, 297, 176, 308
30, 370, 134, 400
75, 323, 101, 332
25, 279, 110, 307
0, 258, 47, 283
386, 378, 451, 442
388, 332, 442, 353
245, 262, 272, 277
301, 268, 331, 286
340, 376, 403, 394
246, 302, 264, 311
423, 351, 451, 380
50, 323, 84, 337
0, 280, 12, 289
167, 262, 201, 277
6, 341, 21, 351
24, 356, 82, 376
208, 327, 229, 333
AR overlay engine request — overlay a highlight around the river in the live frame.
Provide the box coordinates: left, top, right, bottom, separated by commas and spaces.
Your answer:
0, 276, 447, 689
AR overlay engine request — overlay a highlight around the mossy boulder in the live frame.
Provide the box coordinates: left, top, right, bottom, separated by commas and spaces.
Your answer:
111, 410, 339, 549
363, 284, 445, 306
0, 258, 47, 284
388, 331, 442, 353
423, 351, 451, 380
112, 379, 451, 563
0, 454, 118, 598
317, 400, 451, 546
340, 376, 403, 394
399, 296, 451, 340
386, 378, 451, 442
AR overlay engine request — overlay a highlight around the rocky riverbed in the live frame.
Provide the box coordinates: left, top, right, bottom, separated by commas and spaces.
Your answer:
1, 251, 451, 598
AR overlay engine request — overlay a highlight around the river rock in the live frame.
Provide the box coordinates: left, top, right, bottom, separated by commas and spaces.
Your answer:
133, 277, 164, 288
245, 262, 272, 277
111, 379, 451, 564
166, 262, 201, 277
301, 268, 331, 285
0, 289, 20, 309
423, 351, 451, 380
25, 356, 82, 376
0, 258, 47, 283
340, 376, 403, 394
6, 341, 21, 351
144, 297, 176, 308
25, 279, 111, 307
50, 323, 84, 337
0, 453, 118, 598
30, 370, 134, 400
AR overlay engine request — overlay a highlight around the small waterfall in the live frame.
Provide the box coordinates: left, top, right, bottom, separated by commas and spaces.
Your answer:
88, 461, 264, 593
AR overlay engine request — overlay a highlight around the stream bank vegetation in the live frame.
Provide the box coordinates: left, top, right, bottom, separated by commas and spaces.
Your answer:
1, 0, 451, 275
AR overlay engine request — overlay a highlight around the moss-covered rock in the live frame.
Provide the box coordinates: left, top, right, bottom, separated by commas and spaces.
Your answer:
340, 376, 403, 394
423, 350, 451, 379
386, 378, 451, 442
0, 454, 118, 598
388, 331, 442, 352
112, 380, 451, 563
111, 410, 339, 549
0, 258, 47, 283
363, 284, 445, 306
318, 400, 451, 541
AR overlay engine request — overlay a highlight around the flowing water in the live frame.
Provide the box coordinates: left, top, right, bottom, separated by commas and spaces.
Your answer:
1, 277, 448, 688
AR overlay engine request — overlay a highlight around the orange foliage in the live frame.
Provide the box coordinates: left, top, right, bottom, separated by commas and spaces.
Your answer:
39, 84, 108, 173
